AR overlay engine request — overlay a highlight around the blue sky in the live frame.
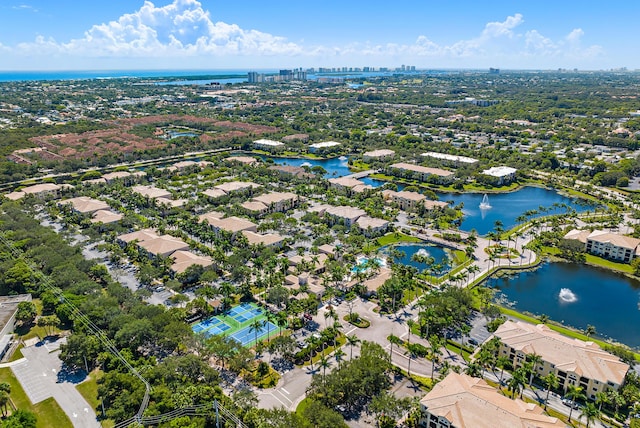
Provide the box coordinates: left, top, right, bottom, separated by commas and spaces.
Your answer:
0, 0, 636, 70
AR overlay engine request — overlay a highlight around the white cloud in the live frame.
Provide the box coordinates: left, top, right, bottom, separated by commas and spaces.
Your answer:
12, 4, 38, 12
0, 3, 605, 69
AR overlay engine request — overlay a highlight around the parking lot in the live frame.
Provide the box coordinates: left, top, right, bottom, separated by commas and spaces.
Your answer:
11, 338, 100, 428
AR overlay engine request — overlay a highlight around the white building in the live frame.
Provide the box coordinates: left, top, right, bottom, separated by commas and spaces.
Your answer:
253, 139, 284, 152
308, 141, 341, 153
421, 151, 478, 166
481, 166, 517, 184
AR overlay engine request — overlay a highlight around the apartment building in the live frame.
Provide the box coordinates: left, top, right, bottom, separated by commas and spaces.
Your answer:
419, 372, 564, 428
492, 320, 629, 399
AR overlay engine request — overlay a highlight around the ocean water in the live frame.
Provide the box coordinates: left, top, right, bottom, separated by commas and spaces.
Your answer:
0, 69, 270, 83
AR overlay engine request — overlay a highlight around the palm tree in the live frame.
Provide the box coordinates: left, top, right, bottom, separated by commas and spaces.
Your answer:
526, 353, 542, 385
428, 335, 442, 381
406, 319, 416, 377
594, 391, 609, 412
264, 312, 277, 343
585, 324, 597, 338
606, 389, 625, 416
346, 334, 360, 360
248, 319, 266, 349
0, 391, 8, 417
334, 348, 346, 369
542, 372, 559, 409
580, 402, 601, 428
497, 355, 511, 383
388, 334, 403, 365
318, 355, 331, 382
276, 312, 287, 336
566, 384, 586, 422
464, 362, 483, 378
507, 369, 527, 399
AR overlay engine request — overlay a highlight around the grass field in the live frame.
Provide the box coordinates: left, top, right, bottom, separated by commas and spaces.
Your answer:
376, 232, 422, 247
0, 368, 72, 428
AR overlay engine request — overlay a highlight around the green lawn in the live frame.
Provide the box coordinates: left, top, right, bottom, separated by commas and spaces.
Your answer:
376, 232, 422, 247
76, 370, 102, 411
0, 368, 72, 428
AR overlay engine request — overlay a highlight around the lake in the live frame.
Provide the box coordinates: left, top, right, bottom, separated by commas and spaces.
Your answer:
438, 186, 597, 235
486, 262, 640, 348
380, 243, 451, 275
264, 156, 597, 235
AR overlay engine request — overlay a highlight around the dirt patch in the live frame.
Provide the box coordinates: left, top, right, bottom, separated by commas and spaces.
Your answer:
17, 115, 278, 162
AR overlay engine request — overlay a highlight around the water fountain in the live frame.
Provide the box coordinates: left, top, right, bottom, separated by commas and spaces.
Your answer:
558, 288, 578, 303
416, 248, 430, 257
479, 193, 492, 210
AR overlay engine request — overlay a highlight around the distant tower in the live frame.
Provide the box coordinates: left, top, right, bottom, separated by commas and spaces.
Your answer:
489, 68, 500, 74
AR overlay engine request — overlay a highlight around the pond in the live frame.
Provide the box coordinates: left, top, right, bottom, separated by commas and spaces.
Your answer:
486, 262, 640, 348
438, 186, 597, 235
380, 243, 451, 275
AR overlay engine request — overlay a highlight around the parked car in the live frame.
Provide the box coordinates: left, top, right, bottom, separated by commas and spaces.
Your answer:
468, 338, 479, 346
562, 398, 580, 409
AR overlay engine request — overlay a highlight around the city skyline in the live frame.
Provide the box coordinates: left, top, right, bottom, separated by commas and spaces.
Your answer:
0, 0, 637, 71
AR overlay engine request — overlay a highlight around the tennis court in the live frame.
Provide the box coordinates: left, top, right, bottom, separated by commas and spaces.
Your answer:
229, 321, 278, 346
191, 302, 275, 347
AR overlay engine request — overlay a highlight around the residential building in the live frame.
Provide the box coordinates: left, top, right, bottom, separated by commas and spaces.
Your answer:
492, 320, 629, 399
481, 166, 518, 184
253, 138, 284, 152
328, 177, 373, 194
381, 190, 425, 211
252, 191, 299, 213
323, 205, 367, 228
90, 210, 123, 224
418, 372, 565, 428
362, 149, 395, 162
136, 235, 190, 258
5, 183, 65, 200
170, 250, 213, 275
421, 151, 479, 166
225, 156, 258, 166
308, 141, 341, 154
118, 228, 160, 246
59, 196, 110, 214
355, 216, 389, 236
585, 230, 640, 263
201, 188, 228, 199
387, 163, 454, 183
242, 230, 285, 248
214, 181, 260, 195
200, 214, 258, 236
241, 200, 269, 216
268, 165, 314, 179
132, 185, 172, 200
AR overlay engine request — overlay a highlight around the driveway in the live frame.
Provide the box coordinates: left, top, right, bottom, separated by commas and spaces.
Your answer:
11, 338, 100, 428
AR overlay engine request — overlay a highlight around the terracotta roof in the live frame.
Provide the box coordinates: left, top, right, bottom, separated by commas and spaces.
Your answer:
494, 320, 629, 386
214, 181, 260, 193
137, 235, 190, 257
60, 196, 110, 213
132, 185, 172, 199
587, 230, 640, 250
90, 210, 123, 224
389, 162, 454, 177
420, 372, 565, 428
170, 250, 213, 274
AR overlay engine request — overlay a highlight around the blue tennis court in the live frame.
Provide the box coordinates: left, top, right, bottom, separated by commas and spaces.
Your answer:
229, 322, 278, 346
203, 322, 231, 337
192, 317, 221, 333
